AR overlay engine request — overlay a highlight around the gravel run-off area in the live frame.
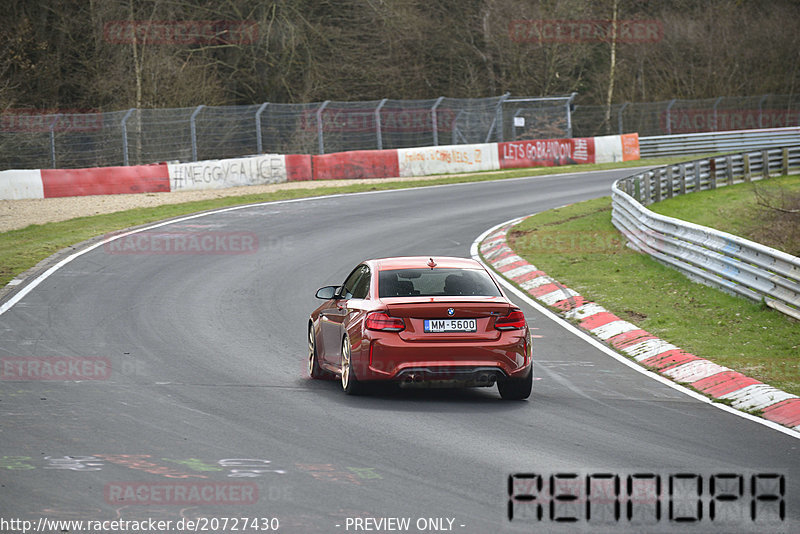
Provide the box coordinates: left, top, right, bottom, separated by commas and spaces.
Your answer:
0, 175, 451, 233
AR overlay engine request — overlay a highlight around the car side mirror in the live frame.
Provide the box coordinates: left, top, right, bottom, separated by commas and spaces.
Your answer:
315, 285, 339, 300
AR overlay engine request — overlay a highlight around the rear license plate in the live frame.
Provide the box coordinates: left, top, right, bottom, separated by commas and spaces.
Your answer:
424, 318, 477, 333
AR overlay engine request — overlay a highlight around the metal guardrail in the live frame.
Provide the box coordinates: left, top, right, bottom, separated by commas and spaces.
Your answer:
612, 146, 800, 320
639, 127, 800, 158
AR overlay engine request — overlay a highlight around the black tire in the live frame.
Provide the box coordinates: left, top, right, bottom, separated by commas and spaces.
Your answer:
497, 367, 532, 400
341, 335, 365, 395
308, 324, 330, 379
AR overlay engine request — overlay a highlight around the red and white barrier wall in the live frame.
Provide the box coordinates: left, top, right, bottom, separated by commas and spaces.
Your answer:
0, 134, 639, 200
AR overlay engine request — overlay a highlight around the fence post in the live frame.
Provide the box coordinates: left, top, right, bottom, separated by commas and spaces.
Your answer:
617, 101, 629, 134
783, 147, 789, 175
652, 169, 661, 202
743, 153, 751, 182
709, 158, 717, 189
121, 108, 136, 166
375, 98, 388, 150
679, 164, 687, 195
494, 93, 510, 143
665, 99, 677, 135
316, 100, 330, 155
49, 114, 61, 168
664, 165, 675, 198
255, 102, 269, 154
758, 94, 769, 128
566, 92, 577, 137
712, 96, 723, 131
761, 149, 770, 178
642, 172, 650, 204
431, 96, 444, 146
726, 155, 734, 185
190, 105, 205, 162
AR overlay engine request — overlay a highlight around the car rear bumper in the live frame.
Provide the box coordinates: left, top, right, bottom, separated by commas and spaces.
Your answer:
355, 330, 531, 383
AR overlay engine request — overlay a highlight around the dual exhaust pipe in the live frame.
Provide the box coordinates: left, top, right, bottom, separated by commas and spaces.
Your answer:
402, 372, 496, 384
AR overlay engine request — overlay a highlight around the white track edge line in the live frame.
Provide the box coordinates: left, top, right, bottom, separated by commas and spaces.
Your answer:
471, 216, 800, 440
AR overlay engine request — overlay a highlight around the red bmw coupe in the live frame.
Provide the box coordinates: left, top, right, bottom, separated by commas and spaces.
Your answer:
308, 256, 533, 399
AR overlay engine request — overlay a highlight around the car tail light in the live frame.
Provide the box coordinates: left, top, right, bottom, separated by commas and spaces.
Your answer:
365, 311, 405, 332
495, 309, 526, 330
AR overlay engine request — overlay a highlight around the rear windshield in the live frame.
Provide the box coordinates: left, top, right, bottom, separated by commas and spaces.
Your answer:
379, 268, 502, 298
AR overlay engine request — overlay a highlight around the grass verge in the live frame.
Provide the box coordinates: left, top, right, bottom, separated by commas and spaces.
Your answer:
0, 156, 690, 287
506, 196, 800, 397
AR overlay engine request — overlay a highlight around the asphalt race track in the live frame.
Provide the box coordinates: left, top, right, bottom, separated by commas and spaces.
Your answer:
1, 169, 798, 534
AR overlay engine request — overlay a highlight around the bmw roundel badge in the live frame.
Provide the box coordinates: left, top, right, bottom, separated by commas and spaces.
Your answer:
447, 308, 455, 316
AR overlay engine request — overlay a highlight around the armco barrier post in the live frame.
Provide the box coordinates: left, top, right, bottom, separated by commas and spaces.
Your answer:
709, 159, 717, 189
726, 155, 734, 185
783, 148, 790, 175
653, 169, 663, 202
667, 166, 675, 198
743, 154, 751, 182
190, 105, 205, 162
255, 102, 269, 154
679, 164, 687, 195
762, 149, 770, 178
121, 108, 136, 166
